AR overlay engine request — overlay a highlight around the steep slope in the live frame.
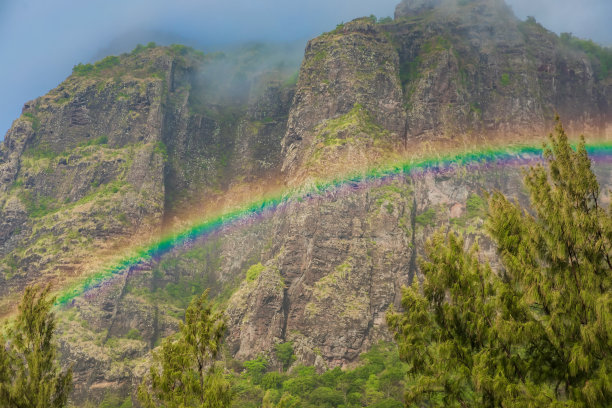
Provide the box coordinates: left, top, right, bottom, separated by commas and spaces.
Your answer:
0, 44, 296, 317
0, 49, 171, 314
225, 0, 612, 370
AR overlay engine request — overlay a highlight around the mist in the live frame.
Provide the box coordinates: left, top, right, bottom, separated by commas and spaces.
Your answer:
1, 0, 612, 140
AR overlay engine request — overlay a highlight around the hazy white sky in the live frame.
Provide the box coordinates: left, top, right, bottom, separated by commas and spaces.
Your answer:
1, 0, 611, 139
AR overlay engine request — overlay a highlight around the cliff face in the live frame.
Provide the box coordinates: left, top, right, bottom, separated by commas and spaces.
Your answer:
223, 0, 612, 371
1, 0, 612, 404
0, 49, 171, 314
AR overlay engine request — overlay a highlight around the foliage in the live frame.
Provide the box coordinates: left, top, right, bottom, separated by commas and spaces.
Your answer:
246, 263, 265, 282
125, 328, 142, 341
23, 112, 41, 131
560, 32, 612, 79
0, 285, 73, 407
282, 70, 299, 87
243, 356, 268, 385
73, 55, 120, 76
138, 289, 232, 408
131, 42, 157, 55
231, 342, 407, 408
78, 135, 108, 147
415, 207, 436, 226
465, 193, 486, 218
169, 44, 205, 59
500, 72, 510, 86
388, 119, 612, 407
97, 392, 132, 408
18, 190, 58, 218
275, 342, 296, 372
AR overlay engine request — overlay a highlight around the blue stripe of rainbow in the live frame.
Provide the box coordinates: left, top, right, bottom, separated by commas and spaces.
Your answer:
55, 140, 612, 306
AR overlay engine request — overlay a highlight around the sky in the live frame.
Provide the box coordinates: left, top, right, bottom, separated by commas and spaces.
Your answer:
1, 0, 611, 140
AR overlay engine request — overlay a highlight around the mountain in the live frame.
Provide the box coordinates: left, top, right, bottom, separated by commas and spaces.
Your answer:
1, 0, 611, 404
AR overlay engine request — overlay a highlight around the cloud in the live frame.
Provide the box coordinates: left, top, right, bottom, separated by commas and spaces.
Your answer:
1, 0, 611, 139
0, 0, 400, 138
506, 0, 612, 45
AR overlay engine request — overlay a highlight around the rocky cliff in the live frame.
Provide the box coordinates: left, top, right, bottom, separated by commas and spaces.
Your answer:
1, 0, 612, 404
226, 0, 612, 371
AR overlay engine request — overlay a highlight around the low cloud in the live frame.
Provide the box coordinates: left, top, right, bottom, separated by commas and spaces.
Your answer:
1, 0, 610, 139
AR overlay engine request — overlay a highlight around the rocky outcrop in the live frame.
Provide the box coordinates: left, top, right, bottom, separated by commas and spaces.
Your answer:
225, 0, 612, 369
281, 18, 406, 182
0, 50, 173, 314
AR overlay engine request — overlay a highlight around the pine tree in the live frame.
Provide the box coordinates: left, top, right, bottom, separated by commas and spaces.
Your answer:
138, 289, 233, 408
388, 119, 612, 407
0, 285, 73, 408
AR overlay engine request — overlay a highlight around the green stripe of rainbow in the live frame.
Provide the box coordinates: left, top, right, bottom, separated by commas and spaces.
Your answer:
54, 140, 612, 306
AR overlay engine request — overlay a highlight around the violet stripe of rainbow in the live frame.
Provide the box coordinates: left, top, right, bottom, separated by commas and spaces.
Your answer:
54, 140, 612, 306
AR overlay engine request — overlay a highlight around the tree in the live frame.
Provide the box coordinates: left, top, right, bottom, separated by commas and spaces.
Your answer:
243, 355, 268, 385
138, 289, 232, 408
387, 119, 612, 407
0, 285, 73, 408
274, 342, 295, 372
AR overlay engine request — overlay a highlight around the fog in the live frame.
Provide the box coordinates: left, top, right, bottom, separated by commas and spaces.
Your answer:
1, 0, 611, 140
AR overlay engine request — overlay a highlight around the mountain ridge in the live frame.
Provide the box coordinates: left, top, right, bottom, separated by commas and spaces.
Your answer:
1, 0, 612, 404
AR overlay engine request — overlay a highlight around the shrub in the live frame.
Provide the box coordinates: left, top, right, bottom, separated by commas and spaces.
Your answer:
245, 263, 265, 282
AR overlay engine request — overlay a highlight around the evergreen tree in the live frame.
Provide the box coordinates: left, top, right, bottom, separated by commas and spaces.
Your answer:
274, 342, 296, 372
0, 285, 73, 408
388, 119, 612, 407
138, 289, 232, 408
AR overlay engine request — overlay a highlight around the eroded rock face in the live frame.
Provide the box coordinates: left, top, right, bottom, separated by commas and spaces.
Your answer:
0, 50, 172, 314
225, 0, 612, 370
281, 18, 406, 182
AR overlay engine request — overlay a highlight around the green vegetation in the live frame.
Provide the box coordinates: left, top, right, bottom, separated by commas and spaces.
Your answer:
415, 207, 436, 227
22, 143, 60, 160
73, 55, 121, 76
367, 15, 393, 24
399, 59, 421, 89
275, 342, 296, 372
18, 190, 58, 218
0, 285, 73, 407
78, 135, 108, 147
125, 328, 142, 341
465, 193, 485, 218
243, 355, 269, 385
169, 44, 205, 59
282, 70, 299, 87
311, 103, 390, 157
131, 42, 157, 55
388, 119, 612, 406
500, 72, 510, 86
561, 32, 612, 79
246, 263, 265, 283
153, 141, 168, 162
232, 342, 406, 408
135, 240, 226, 312
138, 290, 232, 407
23, 112, 41, 131
95, 392, 132, 408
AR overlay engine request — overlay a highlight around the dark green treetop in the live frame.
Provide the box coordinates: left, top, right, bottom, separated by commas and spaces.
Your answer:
138, 289, 232, 408
0, 285, 73, 408
388, 119, 612, 407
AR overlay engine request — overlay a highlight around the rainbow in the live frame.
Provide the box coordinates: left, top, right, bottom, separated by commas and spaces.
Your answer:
54, 139, 612, 306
